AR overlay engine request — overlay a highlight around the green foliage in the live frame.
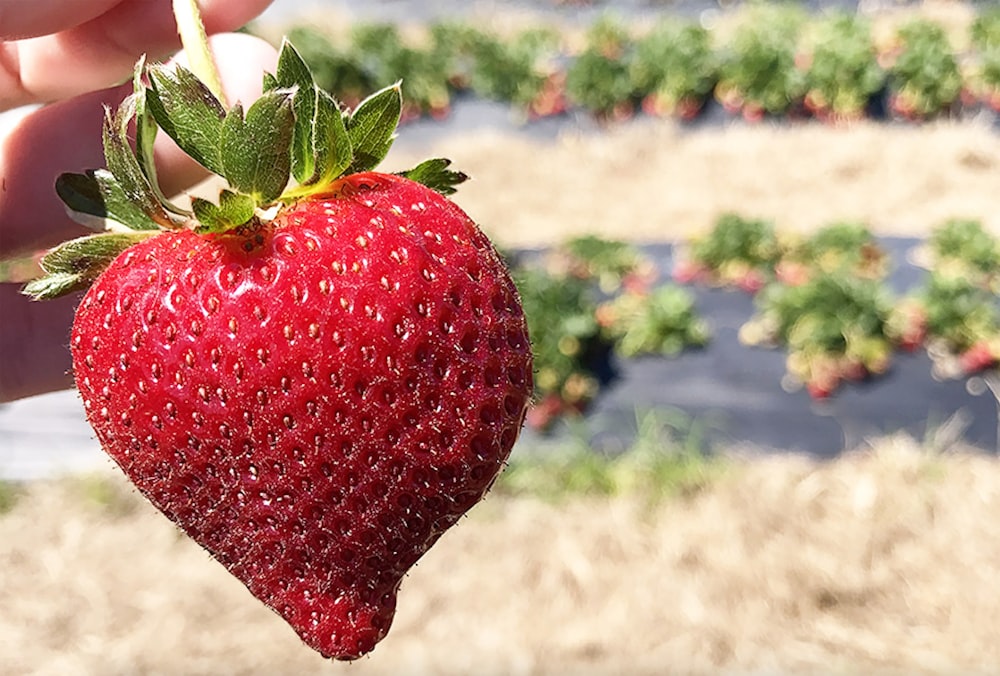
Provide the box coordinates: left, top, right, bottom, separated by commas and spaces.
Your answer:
0, 480, 23, 515
742, 273, 895, 395
446, 25, 562, 108
754, 274, 893, 353
717, 6, 808, 115
689, 213, 781, 283
920, 273, 999, 352
261, 12, 1000, 125
557, 235, 649, 293
566, 16, 636, 118
804, 13, 885, 118
601, 287, 711, 358
631, 20, 717, 115
971, 8, 1000, 50
350, 23, 452, 118
971, 10, 1000, 101
927, 218, 1000, 281
428, 20, 480, 89
888, 19, 963, 119
23, 231, 155, 300
285, 26, 375, 105
513, 235, 714, 426
780, 221, 888, 280
497, 410, 726, 501
978, 49, 1000, 98
512, 263, 606, 414
28, 42, 464, 301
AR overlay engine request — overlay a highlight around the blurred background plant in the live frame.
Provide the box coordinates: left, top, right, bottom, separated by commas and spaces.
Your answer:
802, 12, 886, 122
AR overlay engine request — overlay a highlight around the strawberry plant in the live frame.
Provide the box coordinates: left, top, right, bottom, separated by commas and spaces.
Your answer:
970, 8, 1000, 110
630, 20, 718, 120
458, 26, 565, 117
597, 286, 711, 358
512, 236, 668, 429
24, 37, 533, 661
775, 221, 888, 285
350, 23, 453, 121
284, 26, 374, 109
715, 6, 808, 120
673, 213, 780, 293
912, 273, 1000, 376
924, 218, 1000, 291
740, 274, 895, 398
511, 263, 607, 431
885, 19, 962, 120
565, 16, 636, 121
552, 234, 655, 294
427, 20, 480, 91
802, 13, 885, 122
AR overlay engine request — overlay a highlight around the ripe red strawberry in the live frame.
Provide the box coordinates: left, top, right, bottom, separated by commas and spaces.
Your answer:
960, 340, 996, 375
671, 258, 707, 285
26, 44, 532, 660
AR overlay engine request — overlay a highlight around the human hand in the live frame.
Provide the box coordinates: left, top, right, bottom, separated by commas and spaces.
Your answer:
0, 0, 278, 402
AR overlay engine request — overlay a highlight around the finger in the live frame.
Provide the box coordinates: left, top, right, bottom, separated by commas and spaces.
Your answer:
0, 283, 78, 402
0, 0, 121, 40
1, 0, 273, 109
0, 34, 278, 259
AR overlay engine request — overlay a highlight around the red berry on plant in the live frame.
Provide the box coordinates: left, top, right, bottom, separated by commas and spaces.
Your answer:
960, 340, 996, 374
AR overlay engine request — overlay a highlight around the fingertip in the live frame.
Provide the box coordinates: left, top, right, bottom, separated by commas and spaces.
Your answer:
212, 33, 280, 107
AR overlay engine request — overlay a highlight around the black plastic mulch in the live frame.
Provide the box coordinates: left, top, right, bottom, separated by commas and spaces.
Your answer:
518, 239, 999, 459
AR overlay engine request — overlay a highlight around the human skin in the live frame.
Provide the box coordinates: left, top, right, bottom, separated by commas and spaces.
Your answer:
0, 0, 278, 402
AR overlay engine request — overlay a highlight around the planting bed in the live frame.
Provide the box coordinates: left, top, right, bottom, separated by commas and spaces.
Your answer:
520, 239, 998, 458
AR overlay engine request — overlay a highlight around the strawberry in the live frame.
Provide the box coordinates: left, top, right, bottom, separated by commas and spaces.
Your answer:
806, 377, 836, 400
960, 340, 996, 374
671, 258, 707, 285
24, 44, 532, 660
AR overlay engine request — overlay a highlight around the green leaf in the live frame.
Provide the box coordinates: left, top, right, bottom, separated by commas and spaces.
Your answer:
102, 100, 172, 227
56, 171, 161, 232
276, 41, 319, 183
276, 41, 353, 187
131, 59, 188, 218
220, 91, 295, 204
22, 272, 86, 300
276, 39, 316, 91
23, 231, 154, 300
309, 88, 353, 184
191, 190, 257, 233
345, 83, 401, 173
147, 63, 227, 175
398, 158, 468, 196
262, 71, 280, 93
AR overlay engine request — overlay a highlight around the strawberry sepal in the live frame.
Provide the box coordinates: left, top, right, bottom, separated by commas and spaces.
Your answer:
22, 231, 156, 300
25, 39, 470, 301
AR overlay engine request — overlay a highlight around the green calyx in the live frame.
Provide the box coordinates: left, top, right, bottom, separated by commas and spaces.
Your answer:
25, 40, 469, 301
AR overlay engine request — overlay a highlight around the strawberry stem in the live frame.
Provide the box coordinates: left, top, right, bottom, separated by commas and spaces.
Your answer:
172, 0, 225, 104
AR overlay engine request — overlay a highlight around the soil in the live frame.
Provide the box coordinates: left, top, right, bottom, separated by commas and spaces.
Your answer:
4, 438, 1000, 674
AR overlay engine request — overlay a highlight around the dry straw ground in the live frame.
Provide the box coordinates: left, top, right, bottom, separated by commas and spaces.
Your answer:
5, 108, 1000, 672
3, 438, 1000, 674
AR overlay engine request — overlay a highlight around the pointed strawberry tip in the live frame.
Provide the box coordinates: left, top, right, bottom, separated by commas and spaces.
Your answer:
276, 570, 399, 661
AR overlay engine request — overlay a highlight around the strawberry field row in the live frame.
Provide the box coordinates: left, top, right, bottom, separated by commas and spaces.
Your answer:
514, 216, 1000, 434
260, 7, 1000, 124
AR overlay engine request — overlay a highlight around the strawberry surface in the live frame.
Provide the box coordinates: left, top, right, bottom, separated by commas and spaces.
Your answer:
70, 172, 533, 659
